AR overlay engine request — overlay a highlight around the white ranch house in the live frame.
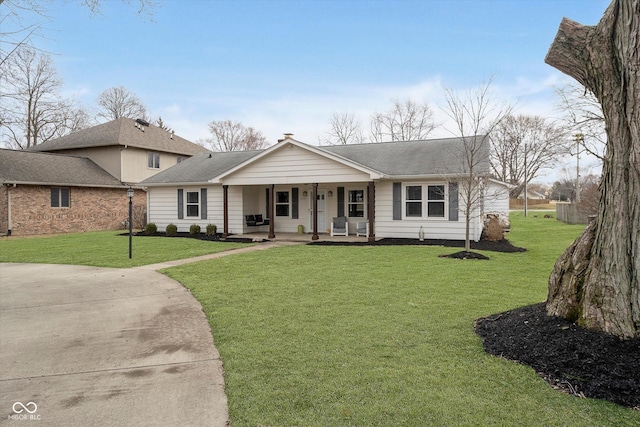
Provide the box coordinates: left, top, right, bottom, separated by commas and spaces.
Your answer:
142, 135, 510, 242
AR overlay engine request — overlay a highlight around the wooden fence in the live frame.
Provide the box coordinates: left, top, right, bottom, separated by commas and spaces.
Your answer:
556, 203, 594, 225
509, 198, 549, 209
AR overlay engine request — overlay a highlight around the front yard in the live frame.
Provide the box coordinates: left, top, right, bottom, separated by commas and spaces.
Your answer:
163, 213, 639, 426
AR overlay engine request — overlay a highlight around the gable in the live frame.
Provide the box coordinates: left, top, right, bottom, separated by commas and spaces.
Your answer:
221, 143, 373, 185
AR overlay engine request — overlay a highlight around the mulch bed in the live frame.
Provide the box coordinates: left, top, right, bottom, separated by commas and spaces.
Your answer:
126, 231, 256, 243
475, 303, 640, 409
309, 238, 526, 253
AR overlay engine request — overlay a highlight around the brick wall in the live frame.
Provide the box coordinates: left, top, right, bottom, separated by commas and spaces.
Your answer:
6, 185, 147, 236
0, 186, 8, 235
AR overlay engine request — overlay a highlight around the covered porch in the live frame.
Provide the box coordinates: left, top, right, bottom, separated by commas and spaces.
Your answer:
229, 231, 378, 243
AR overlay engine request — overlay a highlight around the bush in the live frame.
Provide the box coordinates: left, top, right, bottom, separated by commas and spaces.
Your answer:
166, 223, 178, 236
190, 224, 201, 235
145, 223, 158, 234
206, 224, 217, 236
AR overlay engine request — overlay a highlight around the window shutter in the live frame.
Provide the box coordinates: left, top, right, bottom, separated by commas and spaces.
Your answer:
449, 182, 459, 221
337, 187, 345, 217
292, 187, 299, 219
200, 188, 207, 219
265, 188, 270, 218
51, 188, 59, 207
392, 182, 402, 220
178, 189, 184, 219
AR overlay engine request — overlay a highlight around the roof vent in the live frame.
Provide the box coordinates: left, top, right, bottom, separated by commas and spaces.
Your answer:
136, 118, 150, 127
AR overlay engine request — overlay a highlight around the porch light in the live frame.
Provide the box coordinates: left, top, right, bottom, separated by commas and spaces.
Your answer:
327, 191, 333, 197
302, 190, 308, 198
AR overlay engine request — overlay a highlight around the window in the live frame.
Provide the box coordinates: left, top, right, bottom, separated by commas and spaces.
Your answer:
275, 191, 289, 216
186, 191, 199, 217
348, 190, 365, 217
427, 185, 445, 217
51, 188, 70, 208
147, 152, 160, 169
405, 185, 422, 217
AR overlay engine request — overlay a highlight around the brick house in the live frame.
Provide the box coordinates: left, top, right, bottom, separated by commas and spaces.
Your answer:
0, 149, 146, 236
1, 118, 210, 236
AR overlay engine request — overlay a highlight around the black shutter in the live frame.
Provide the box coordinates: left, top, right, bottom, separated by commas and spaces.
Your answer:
178, 189, 184, 219
200, 188, 207, 220
265, 188, 270, 218
51, 188, 59, 207
449, 182, 459, 221
337, 187, 345, 217
393, 182, 402, 220
292, 187, 299, 219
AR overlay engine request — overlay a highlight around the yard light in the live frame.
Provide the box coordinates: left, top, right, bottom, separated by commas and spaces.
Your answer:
127, 187, 134, 259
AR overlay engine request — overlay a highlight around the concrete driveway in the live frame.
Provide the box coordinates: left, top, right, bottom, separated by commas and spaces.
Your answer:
0, 263, 227, 426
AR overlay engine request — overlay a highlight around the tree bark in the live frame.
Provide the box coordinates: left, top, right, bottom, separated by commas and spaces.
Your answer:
545, 0, 640, 339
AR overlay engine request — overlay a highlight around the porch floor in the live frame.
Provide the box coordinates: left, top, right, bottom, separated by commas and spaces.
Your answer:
232, 232, 376, 243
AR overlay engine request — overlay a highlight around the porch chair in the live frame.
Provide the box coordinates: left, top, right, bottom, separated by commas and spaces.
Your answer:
330, 216, 348, 236
356, 221, 369, 238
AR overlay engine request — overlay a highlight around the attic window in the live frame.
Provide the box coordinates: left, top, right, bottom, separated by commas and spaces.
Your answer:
147, 152, 160, 169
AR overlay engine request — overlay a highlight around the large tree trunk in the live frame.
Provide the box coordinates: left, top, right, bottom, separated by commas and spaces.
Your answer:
545, 0, 640, 339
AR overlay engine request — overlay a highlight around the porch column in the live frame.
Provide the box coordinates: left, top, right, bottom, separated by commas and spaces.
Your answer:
223, 185, 229, 237
312, 183, 319, 241
268, 184, 275, 239
368, 181, 376, 243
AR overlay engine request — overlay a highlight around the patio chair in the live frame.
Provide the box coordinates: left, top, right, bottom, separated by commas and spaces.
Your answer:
356, 221, 369, 238
330, 216, 348, 236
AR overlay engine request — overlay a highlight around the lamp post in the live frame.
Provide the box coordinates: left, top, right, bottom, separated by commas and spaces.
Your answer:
127, 187, 134, 259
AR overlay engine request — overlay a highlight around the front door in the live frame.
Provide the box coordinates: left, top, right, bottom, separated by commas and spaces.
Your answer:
310, 190, 326, 233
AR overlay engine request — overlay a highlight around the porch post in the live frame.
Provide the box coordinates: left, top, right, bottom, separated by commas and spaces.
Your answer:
222, 185, 229, 237
268, 184, 275, 239
368, 181, 375, 243
312, 183, 319, 241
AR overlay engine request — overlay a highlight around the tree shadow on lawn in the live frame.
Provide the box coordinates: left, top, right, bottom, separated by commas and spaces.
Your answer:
475, 303, 640, 410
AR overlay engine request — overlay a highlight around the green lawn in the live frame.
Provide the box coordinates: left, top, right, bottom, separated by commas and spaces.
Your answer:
0, 231, 250, 268
164, 213, 640, 426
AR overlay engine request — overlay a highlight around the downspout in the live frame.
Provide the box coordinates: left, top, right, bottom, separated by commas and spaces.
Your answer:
7, 184, 14, 236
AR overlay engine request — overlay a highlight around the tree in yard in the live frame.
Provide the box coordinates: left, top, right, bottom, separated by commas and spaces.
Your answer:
321, 112, 364, 145
555, 82, 606, 160
203, 120, 268, 152
96, 86, 147, 121
490, 114, 570, 198
442, 79, 512, 251
0, 47, 89, 149
370, 99, 437, 142
545, 0, 640, 339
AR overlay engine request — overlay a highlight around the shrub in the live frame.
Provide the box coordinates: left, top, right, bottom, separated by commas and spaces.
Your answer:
145, 223, 158, 234
166, 223, 178, 236
206, 224, 217, 236
190, 224, 201, 235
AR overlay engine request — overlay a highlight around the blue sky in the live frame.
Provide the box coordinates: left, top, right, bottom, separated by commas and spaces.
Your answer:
33, 0, 609, 181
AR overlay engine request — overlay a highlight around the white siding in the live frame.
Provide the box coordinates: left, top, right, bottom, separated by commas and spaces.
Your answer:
147, 185, 244, 234
373, 181, 483, 241
484, 180, 510, 228
223, 145, 371, 185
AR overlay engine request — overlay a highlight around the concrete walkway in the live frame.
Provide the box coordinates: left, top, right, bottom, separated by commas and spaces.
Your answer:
0, 241, 299, 426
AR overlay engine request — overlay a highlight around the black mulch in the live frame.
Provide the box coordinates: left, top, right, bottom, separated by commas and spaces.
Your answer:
309, 238, 526, 253
475, 303, 640, 409
125, 231, 257, 244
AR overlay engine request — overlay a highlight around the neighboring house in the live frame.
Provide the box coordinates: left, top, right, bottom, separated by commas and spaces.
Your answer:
2, 118, 210, 236
142, 135, 511, 242
0, 149, 145, 236
517, 190, 547, 200
28, 117, 210, 184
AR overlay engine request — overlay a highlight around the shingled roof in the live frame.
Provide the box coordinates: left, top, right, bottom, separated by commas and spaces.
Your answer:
140, 135, 490, 184
142, 150, 262, 185
28, 118, 210, 156
0, 149, 125, 188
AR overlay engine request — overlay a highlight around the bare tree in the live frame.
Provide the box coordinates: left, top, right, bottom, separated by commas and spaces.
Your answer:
555, 82, 605, 160
491, 114, 570, 198
545, 0, 640, 339
370, 99, 437, 142
0, 47, 89, 148
96, 86, 147, 121
155, 116, 173, 132
321, 112, 364, 145
203, 120, 268, 152
442, 79, 512, 251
